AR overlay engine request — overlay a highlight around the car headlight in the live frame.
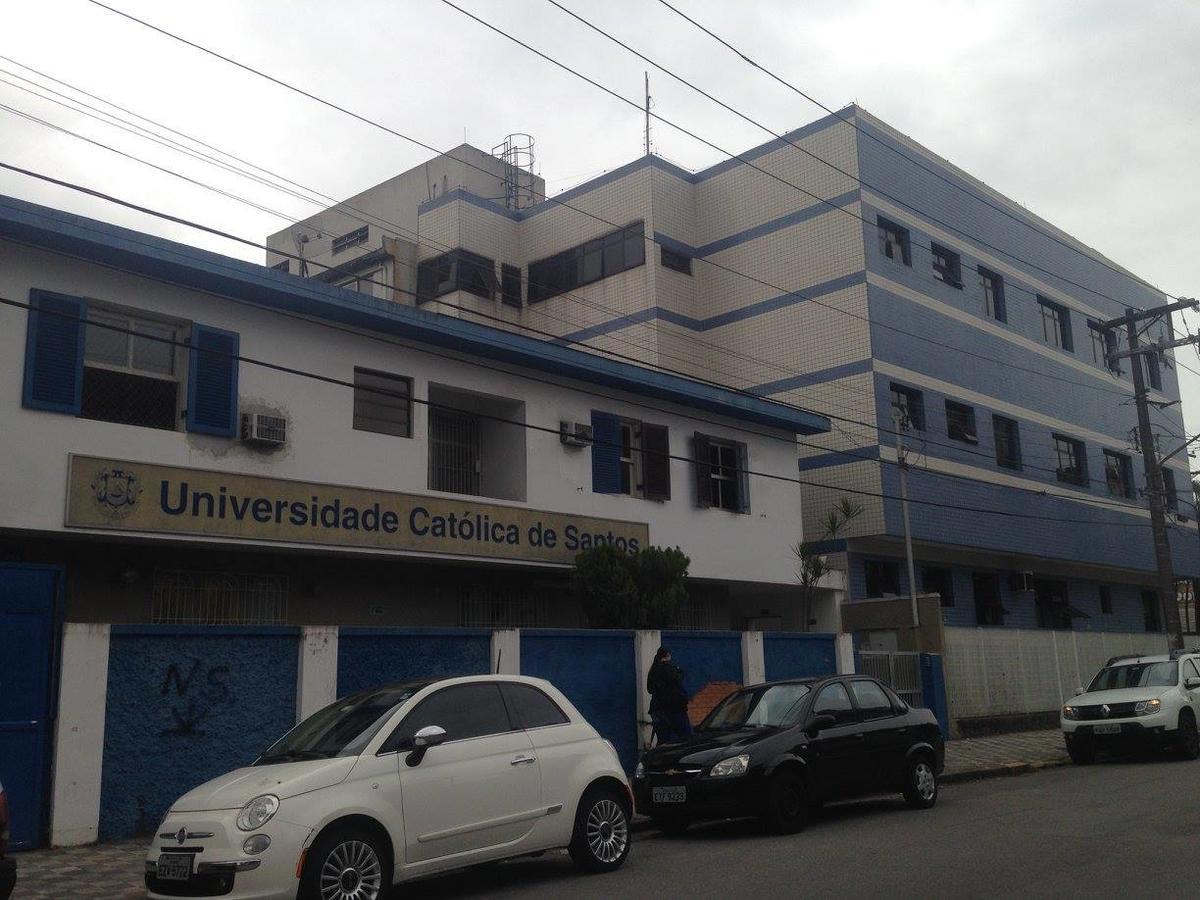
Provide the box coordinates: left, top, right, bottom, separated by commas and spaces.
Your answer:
1062, 705, 1079, 720
1134, 699, 1162, 716
236, 794, 279, 832
709, 753, 750, 778
634, 761, 645, 780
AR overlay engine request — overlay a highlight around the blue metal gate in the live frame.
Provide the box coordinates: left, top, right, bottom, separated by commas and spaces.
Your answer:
0, 564, 61, 850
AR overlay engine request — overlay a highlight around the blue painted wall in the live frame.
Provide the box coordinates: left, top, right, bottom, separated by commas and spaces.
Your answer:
659, 631, 743, 700
98, 626, 298, 840
336, 628, 491, 697
763, 633, 837, 681
520, 630, 637, 771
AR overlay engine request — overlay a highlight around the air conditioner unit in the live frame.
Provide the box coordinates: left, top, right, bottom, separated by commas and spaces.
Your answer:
241, 412, 287, 447
559, 420, 593, 447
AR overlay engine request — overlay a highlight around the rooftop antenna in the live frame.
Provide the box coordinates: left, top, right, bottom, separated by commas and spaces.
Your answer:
644, 71, 652, 156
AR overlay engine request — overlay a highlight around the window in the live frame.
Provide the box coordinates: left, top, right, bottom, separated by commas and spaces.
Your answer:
271, 259, 290, 273
389, 683, 513, 745
931, 243, 962, 288
693, 433, 748, 512
501, 263, 522, 308
501, 683, 569, 729
945, 400, 978, 444
1162, 468, 1179, 513
922, 566, 955, 607
660, 246, 692, 275
592, 414, 671, 501
82, 309, 181, 431
1099, 585, 1113, 615
527, 221, 646, 303
1186, 659, 1200, 681
992, 415, 1022, 470
877, 217, 911, 266
812, 682, 855, 725
1142, 590, 1162, 632
973, 572, 1005, 626
864, 559, 901, 597
849, 680, 894, 719
1103, 450, 1134, 499
1053, 435, 1088, 486
889, 383, 925, 431
416, 249, 497, 302
429, 407, 481, 495
460, 585, 548, 627
618, 421, 638, 495
331, 225, 369, 255
353, 368, 412, 438
1034, 578, 1072, 629
978, 267, 1006, 322
1144, 352, 1163, 391
152, 570, 288, 624
336, 268, 381, 295
1038, 297, 1073, 351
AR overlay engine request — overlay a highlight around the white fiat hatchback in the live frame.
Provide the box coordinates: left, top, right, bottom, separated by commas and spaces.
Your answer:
145, 675, 632, 899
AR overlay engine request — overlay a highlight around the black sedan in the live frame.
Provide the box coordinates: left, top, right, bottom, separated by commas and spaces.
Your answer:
634, 675, 944, 833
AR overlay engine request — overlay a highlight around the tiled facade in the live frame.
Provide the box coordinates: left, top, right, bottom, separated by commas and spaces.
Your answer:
271, 106, 1199, 635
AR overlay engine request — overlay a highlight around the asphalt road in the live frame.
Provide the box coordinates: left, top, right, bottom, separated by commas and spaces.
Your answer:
399, 758, 1200, 899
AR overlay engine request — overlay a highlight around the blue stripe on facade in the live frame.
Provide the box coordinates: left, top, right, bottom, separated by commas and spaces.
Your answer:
797, 445, 880, 472
0, 195, 829, 436
748, 358, 873, 396
555, 271, 866, 344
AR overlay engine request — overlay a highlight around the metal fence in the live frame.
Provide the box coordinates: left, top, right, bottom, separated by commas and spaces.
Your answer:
859, 650, 923, 708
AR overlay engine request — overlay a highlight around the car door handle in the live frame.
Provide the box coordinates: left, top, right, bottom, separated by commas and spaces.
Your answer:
511, 754, 537, 766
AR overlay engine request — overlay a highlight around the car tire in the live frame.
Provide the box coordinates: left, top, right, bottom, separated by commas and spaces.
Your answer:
902, 754, 938, 809
1067, 740, 1096, 766
651, 814, 690, 835
299, 823, 392, 900
1177, 710, 1200, 761
569, 787, 632, 874
762, 769, 808, 834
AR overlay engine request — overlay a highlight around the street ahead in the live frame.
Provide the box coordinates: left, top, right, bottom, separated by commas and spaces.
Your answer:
403, 759, 1198, 900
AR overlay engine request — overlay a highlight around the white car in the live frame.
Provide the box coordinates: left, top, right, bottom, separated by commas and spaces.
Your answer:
145, 675, 632, 899
1062, 651, 1200, 764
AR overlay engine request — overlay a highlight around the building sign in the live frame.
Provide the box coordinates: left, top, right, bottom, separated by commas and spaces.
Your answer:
66, 455, 647, 565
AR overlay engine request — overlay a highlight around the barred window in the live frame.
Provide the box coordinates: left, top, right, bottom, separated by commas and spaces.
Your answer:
152, 570, 289, 624
460, 585, 549, 627
429, 407, 481, 495
82, 308, 181, 431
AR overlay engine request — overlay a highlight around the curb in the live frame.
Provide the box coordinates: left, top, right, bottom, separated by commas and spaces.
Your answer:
941, 757, 1070, 785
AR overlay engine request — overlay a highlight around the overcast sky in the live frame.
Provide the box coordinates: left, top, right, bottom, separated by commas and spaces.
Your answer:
2, 0, 1198, 438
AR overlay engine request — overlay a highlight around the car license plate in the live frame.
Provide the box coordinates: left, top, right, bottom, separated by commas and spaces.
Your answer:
156, 853, 193, 881
1093, 723, 1121, 735
652, 786, 687, 804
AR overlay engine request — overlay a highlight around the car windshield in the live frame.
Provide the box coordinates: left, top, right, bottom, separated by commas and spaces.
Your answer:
702, 683, 811, 730
1088, 662, 1177, 692
256, 682, 428, 764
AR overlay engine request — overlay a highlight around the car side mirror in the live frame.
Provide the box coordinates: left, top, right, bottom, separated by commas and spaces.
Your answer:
1185, 676, 1200, 690
1075, 686, 1085, 697
806, 713, 836, 736
413, 725, 447, 748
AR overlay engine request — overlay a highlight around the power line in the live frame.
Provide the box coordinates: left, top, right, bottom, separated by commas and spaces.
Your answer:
649, 0, 1180, 304
0, 291, 1162, 528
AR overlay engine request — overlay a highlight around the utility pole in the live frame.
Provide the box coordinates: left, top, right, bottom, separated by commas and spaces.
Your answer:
893, 407, 920, 630
1103, 297, 1199, 653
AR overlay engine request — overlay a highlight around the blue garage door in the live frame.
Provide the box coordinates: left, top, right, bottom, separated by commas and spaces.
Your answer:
0, 565, 60, 850
337, 628, 492, 697
520, 630, 637, 771
763, 632, 837, 682
659, 631, 743, 721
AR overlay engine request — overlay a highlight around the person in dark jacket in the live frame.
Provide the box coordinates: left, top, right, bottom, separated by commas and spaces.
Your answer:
647, 647, 692, 744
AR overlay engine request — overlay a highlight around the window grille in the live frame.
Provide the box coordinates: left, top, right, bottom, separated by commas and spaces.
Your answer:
331, 225, 369, 255
673, 595, 724, 630
430, 407, 481, 495
82, 310, 181, 431
460, 585, 549, 627
152, 570, 289, 624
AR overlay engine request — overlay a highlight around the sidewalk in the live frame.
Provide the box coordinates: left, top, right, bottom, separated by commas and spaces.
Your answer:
942, 727, 1068, 783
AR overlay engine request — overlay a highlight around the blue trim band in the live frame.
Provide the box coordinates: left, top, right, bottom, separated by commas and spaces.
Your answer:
0, 195, 828, 435
748, 359, 874, 397
797, 445, 881, 472
555, 271, 865, 344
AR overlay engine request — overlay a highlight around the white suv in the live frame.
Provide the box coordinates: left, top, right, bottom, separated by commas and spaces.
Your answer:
145, 675, 632, 900
1062, 651, 1200, 764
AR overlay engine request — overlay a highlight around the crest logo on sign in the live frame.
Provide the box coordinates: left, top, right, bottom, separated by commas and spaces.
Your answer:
91, 467, 142, 518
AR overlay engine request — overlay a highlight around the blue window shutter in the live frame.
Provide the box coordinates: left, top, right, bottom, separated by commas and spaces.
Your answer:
735, 441, 751, 514
186, 324, 239, 437
23, 290, 86, 413
591, 411, 621, 493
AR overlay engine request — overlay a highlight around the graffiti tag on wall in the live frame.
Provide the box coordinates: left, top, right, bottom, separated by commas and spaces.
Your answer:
159, 658, 232, 736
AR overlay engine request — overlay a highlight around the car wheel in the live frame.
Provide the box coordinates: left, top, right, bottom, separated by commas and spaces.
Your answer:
569, 787, 632, 873
902, 754, 938, 809
651, 813, 690, 835
1177, 710, 1200, 760
762, 769, 808, 834
299, 824, 391, 900
1067, 739, 1096, 766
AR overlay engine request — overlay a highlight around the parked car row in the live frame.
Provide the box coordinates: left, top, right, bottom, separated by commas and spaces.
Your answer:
144, 672, 943, 899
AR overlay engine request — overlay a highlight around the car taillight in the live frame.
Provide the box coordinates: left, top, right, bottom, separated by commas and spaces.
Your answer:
0, 788, 9, 856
